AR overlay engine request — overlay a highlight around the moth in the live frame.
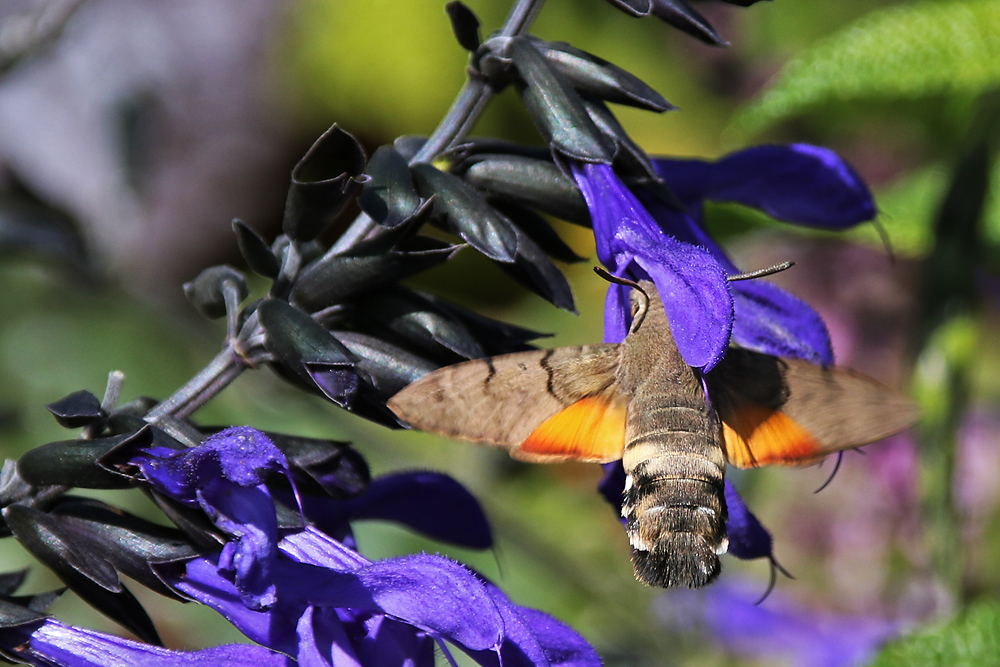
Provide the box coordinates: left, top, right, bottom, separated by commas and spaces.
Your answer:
388, 280, 918, 588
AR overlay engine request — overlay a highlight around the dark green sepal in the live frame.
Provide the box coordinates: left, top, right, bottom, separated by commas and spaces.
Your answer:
352, 288, 486, 364
46, 497, 196, 600
446, 1, 481, 52
147, 491, 224, 553
283, 124, 367, 242
534, 39, 673, 112
0, 597, 48, 630
492, 200, 585, 264
45, 390, 103, 429
650, 0, 726, 46
264, 432, 370, 499
604, 0, 653, 16
257, 300, 357, 406
359, 145, 422, 228
582, 98, 659, 182
17, 434, 137, 490
411, 163, 519, 262
291, 228, 459, 313
333, 331, 438, 400
463, 154, 590, 226
498, 228, 576, 313
505, 37, 616, 163
233, 219, 280, 278
0, 571, 27, 598
183, 265, 248, 319
394, 135, 427, 161
2, 504, 161, 645
423, 295, 547, 354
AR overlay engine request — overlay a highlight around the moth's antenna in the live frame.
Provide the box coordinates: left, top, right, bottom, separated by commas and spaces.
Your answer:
593, 267, 649, 333
754, 556, 795, 606
727, 261, 794, 282
814, 451, 844, 494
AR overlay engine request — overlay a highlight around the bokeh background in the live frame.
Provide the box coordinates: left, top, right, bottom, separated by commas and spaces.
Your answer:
1, 0, 998, 664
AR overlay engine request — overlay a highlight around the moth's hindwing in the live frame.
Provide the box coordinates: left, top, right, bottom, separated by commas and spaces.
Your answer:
709, 348, 919, 468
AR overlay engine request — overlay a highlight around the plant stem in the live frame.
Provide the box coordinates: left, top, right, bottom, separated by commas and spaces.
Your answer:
147, 0, 548, 425
330, 0, 547, 254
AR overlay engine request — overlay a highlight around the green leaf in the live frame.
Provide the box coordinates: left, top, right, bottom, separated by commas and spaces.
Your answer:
870, 601, 1000, 667
732, 0, 1000, 136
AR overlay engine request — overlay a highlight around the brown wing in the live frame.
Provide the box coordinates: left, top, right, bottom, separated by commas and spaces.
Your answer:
387, 345, 628, 463
708, 348, 919, 468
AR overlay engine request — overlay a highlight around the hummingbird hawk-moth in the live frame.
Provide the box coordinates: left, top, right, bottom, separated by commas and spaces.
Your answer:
387, 280, 918, 588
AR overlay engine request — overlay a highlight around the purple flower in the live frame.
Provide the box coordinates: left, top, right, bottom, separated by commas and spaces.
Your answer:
129, 426, 296, 610
158, 528, 600, 666
572, 144, 876, 368
120, 427, 598, 667
659, 579, 900, 667
1, 618, 293, 667
572, 161, 733, 370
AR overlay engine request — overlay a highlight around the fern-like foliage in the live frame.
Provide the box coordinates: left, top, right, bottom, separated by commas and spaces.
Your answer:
732, 0, 1000, 137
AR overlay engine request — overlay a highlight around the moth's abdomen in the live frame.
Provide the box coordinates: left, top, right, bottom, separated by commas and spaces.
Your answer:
622, 398, 728, 588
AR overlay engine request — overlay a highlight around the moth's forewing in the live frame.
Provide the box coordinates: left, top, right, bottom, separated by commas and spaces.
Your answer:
387, 344, 628, 462
709, 348, 919, 468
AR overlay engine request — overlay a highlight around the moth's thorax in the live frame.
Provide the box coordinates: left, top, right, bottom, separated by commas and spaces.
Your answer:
616, 290, 690, 395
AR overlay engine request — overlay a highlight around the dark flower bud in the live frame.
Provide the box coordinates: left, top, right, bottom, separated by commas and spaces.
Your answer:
291, 227, 459, 312
462, 154, 590, 225
358, 145, 422, 228
602, 0, 653, 16
332, 331, 438, 400
257, 300, 357, 407
410, 163, 519, 262
502, 37, 616, 162
350, 287, 486, 364
45, 390, 103, 429
283, 124, 367, 242
17, 434, 137, 490
446, 1, 481, 52
650, 0, 726, 46
183, 265, 248, 320
233, 219, 280, 278
498, 227, 576, 313
2, 504, 161, 645
532, 38, 673, 112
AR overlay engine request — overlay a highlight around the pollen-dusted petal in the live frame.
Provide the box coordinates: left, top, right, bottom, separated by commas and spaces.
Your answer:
572, 161, 735, 369
632, 244, 733, 371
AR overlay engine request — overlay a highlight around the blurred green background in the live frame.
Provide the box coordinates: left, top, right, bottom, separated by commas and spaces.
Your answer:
1, 0, 999, 664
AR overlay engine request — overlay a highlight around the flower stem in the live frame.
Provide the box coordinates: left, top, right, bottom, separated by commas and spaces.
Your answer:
330, 0, 547, 253
147, 0, 548, 425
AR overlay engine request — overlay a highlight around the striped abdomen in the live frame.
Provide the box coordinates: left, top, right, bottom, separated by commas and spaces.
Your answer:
621, 385, 728, 588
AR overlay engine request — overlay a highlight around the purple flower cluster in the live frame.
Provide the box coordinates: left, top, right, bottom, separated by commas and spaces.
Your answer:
1, 427, 599, 667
